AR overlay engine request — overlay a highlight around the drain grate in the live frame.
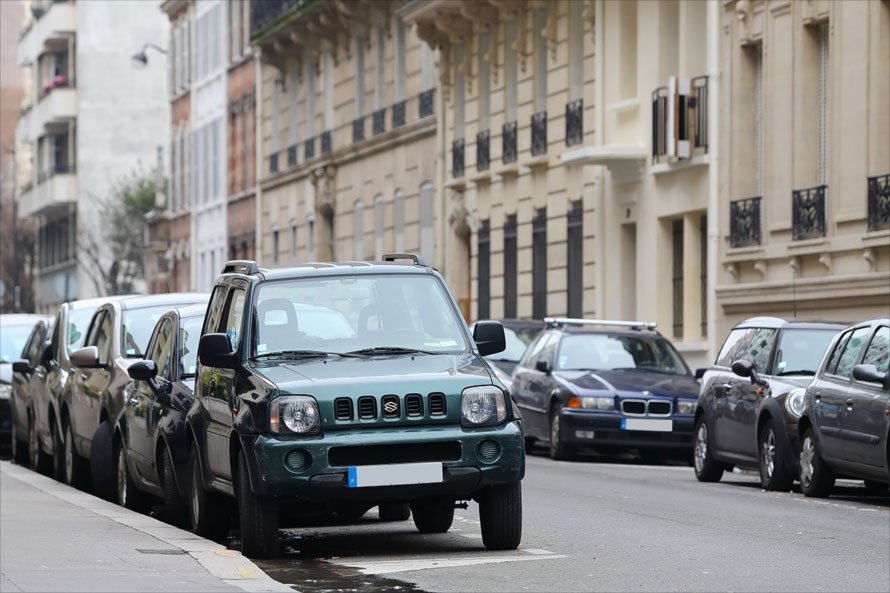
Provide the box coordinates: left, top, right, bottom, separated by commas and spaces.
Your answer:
136, 549, 188, 555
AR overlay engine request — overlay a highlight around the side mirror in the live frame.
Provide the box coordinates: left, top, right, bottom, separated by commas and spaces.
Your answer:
535, 359, 552, 374
128, 360, 158, 382
731, 359, 765, 387
473, 321, 506, 357
70, 346, 101, 369
852, 364, 889, 390
12, 360, 33, 374
694, 368, 706, 380
198, 333, 235, 369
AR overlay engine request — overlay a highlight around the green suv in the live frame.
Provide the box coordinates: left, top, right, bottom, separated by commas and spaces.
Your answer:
187, 256, 525, 558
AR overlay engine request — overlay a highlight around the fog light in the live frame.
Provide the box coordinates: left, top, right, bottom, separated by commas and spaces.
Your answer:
477, 439, 501, 462
284, 449, 311, 473
575, 430, 595, 440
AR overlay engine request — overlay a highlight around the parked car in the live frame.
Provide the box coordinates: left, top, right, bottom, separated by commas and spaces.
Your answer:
1, 314, 51, 455
187, 257, 524, 558
113, 304, 207, 516
511, 318, 699, 463
9, 315, 54, 468
798, 319, 889, 497
694, 317, 845, 490
64, 293, 208, 495
473, 319, 545, 387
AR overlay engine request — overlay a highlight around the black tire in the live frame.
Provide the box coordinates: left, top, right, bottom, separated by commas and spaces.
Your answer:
693, 416, 724, 483
799, 428, 835, 498
237, 451, 279, 559
187, 442, 231, 540
378, 502, 411, 521
52, 419, 65, 482
479, 482, 522, 550
523, 436, 536, 453
63, 420, 90, 489
548, 408, 576, 461
410, 497, 454, 533
758, 418, 794, 491
115, 442, 151, 513
27, 413, 51, 473
863, 480, 889, 495
90, 421, 116, 500
159, 445, 186, 525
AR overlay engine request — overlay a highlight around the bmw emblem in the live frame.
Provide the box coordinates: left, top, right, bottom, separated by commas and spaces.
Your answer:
642, 390, 651, 397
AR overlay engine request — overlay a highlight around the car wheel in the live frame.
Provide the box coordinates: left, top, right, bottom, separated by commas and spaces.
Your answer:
758, 418, 793, 491
863, 480, 889, 495
116, 443, 151, 513
237, 451, 279, 559
159, 446, 186, 525
90, 421, 116, 500
799, 429, 835, 498
51, 420, 65, 482
549, 408, 576, 461
693, 416, 724, 483
378, 502, 411, 521
28, 414, 51, 474
64, 420, 90, 489
410, 497, 454, 533
479, 482, 522, 550
187, 442, 231, 540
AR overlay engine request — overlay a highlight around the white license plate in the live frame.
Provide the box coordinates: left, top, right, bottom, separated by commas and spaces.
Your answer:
347, 462, 443, 488
621, 418, 673, 432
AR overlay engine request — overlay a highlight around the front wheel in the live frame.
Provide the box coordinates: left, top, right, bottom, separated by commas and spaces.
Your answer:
116, 443, 151, 513
187, 442, 231, 540
799, 429, 834, 498
411, 497, 454, 533
159, 446, 186, 525
63, 421, 90, 489
693, 416, 724, 483
90, 421, 116, 500
549, 408, 576, 461
28, 414, 51, 474
758, 418, 793, 491
237, 451, 279, 559
479, 482, 522, 550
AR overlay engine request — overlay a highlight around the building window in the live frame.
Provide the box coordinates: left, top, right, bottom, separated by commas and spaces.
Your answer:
455, 43, 465, 155
288, 62, 300, 158
394, 189, 405, 252
672, 219, 683, 339
753, 44, 763, 196
374, 195, 385, 260
567, 201, 583, 317
394, 19, 406, 104
271, 78, 281, 160
323, 50, 334, 133
477, 220, 490, 320
505, 17, 518, 124
306, 213, 315, 261
421, 41, 434, 93
272, 226, 279, 264
533, 7, 548, 115
503, 215, 517, 319
355, 35, 365, 119
532, 208, 547, 320
374, 24, 385, 112
479, 32, 490, 133
354, 199, 364, 260
290, 219, 297, 261
419, 182, 435, 262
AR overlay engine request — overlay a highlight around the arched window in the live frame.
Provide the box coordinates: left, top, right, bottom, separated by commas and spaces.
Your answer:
354, 199, 364, 260
374, 195, 385, 260
419, 181, 435, 261
394, 188, 405, 252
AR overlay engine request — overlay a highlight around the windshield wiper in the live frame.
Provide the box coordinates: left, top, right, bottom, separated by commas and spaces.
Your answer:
776, 369, 816, 376
347, 346, 436, 356
252, 350, 356, 361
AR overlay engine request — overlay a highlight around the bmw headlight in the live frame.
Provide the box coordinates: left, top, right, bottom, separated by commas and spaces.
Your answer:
0, 383, 10, 400
677, 399, 697, 414
785, 388, 806, 418
461, 386, 507, 427
579, 396, 615, 410
270, 395, 320, 435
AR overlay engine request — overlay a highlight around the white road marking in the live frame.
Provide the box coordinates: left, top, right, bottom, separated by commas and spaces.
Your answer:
521, 548, 556, 555
459, 534, 483, 539
326, 553, 566, 575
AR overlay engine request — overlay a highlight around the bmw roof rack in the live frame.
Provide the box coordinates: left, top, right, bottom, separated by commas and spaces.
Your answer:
544, 317, 658, 331
381, 253, 429, 266
222, 260, 260, 275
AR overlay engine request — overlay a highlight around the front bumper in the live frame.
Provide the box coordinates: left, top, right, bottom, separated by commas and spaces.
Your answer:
560, 410, 694, 450
243, 420, 525, 500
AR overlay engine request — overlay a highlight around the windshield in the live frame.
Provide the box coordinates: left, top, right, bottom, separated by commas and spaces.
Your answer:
0, 324, 34, 363
179, 316, 203, 378
774, 328, 841, 375
67, 308, 98, 354
122, 306, 175, 358
251, 275, 468, 358
486, 326, 541, 363
555, 333, 690, 375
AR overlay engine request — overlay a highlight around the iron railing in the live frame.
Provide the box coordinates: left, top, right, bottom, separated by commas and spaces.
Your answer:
287, 145, 297, 168
476, 130, 490, 172
452, 138, 465, 178
373, 108, 386, 135
251, 0, 313, 38
652, 75, 709, 164
37, 162, 75, 183
730, 197, 762, 248
867, 174, 890, 231
321, 129, 332, 154
269, 152, 279, 174
531, 111, 547, 156
566, 99, 583, 147
792, 184, 827, 240
392, 100, 406, 128
419, 89, 435, 119
502, 121, 517, 164
352, 117, 365, 143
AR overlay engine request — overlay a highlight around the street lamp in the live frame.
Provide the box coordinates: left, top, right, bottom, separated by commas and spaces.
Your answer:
131, 43, 168, 69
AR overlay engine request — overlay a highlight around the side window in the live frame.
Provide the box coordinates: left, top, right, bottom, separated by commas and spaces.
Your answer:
527, 332, 558, 368
537, 333, 559, 368
23, 327, 41, 366
715, 329, 747, 367
84, 312, 105, 348
860, 326, 889, 375
203, 285, 228, 335
94, 313, 114, 365
718, 327, 776, 372
832, 326, 872, 379
220, 288, 247, 351
150, 320, 175, 381
519, 332, 548, 368
823, 330, 852, 375
50, 312, 62, 360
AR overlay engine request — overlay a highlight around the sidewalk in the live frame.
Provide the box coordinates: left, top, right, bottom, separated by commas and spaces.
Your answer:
0, 461, 292, 593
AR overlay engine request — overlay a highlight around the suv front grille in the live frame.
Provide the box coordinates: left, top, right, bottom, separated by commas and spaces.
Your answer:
405, 394, 423, 417
428, 393, 446, 416
334, 398, 353, 421
358, 396, 377, 420
328, 441, 462, 466
381, 395, 400, 419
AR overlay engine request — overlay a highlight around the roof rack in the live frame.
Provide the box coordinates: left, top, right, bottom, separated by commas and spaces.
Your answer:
381, 253, 429, 266
544, 317, 658, 331
222, 260, 260, 275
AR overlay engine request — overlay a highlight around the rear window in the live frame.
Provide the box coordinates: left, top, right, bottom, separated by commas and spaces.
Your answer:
66, 308, 98, 354
179, 316, 203, 377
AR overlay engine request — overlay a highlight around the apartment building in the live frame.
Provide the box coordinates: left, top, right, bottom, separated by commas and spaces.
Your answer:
16, 0, 169, 312
716, 0, 890, 338
251, 0, 439, 302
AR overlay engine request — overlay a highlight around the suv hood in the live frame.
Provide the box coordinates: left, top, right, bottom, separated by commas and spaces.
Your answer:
554, 369, 700, 398
252, 353, 494, 399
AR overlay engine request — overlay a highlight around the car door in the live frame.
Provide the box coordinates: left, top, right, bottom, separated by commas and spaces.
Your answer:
512, 331, 555, 438
29, 320, 52, 447
13, 325, 42, 432
71, 310, 112, 451
842, 325, 889, 467
130, 318, 174, 479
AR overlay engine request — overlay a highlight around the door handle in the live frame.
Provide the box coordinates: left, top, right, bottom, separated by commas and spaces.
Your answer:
846, 398, 854, 411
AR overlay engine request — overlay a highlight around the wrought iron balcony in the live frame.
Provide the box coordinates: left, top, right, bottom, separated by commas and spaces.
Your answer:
372, 109, 386, 135
452, 138, 465, 178
304, 136, 315, 160
269, 153, 279, 174
531, 111, 547, 156
321, 129, 332, 154
352, 117, 365, 143
287, 145, 297, 168
730, 197, 762, 248
251, 0, 313, 39
476, 130, 490, 172
502, 121, 517, 164
792, 185, 827, 240
566, 99, 583, 147
392, 100, 406, 129
419, 89, 434, 119
867, 173, 890, 231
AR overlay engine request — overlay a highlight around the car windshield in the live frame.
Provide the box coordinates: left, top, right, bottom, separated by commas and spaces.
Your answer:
122, 306, 175, 358
0, 324, 34, 363
251, 275, 468, 358
179, 316, 203, 378
555, 333, 690, 375
486, 326, 541, 363
67, 308, 98, 354
774, 328, 841, 375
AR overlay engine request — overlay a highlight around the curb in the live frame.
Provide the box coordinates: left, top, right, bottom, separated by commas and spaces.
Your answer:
0, 461, 293, 593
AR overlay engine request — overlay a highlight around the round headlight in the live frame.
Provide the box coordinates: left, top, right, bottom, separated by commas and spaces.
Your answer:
461, 386, 507, 426
785, 388, 806, 418
580, 396, 615, 410
270, 396, 320, 434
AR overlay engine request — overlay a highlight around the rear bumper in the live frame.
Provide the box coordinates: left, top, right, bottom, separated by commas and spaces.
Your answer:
560, 410, 694, 450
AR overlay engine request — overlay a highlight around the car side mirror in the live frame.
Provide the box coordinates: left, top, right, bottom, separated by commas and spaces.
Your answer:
473, 321, 506, 357
12, 360, 32, 374
198, 333, 236, 369
694, 368, 706, 380
70, 346, 101, 369
732, 359, 765, 387
852, 364, 890, 390
128, 360, 158, 382
535, 359, 551, 374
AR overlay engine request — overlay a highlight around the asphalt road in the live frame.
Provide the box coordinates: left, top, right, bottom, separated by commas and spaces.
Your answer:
257, 449, 890, 593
